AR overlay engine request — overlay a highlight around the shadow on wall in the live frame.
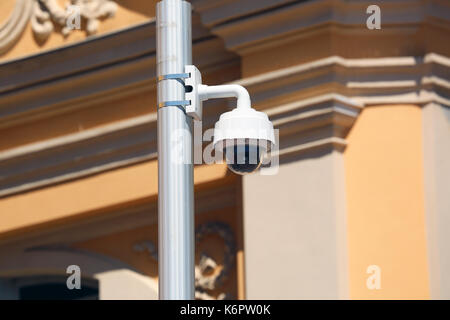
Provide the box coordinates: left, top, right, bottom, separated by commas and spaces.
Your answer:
116, 0, 156, 17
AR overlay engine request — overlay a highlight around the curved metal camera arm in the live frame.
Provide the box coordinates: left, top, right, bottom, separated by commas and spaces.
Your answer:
184, 65, 251, 120
158, 65, 252, 120
197, 84, 251, 110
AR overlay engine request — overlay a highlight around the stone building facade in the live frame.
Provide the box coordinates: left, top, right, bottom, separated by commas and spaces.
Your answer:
0, 0, 448, 299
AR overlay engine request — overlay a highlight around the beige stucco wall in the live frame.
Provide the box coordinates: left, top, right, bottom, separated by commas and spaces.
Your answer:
422, 103, 450, 299
243, 148, 349, 299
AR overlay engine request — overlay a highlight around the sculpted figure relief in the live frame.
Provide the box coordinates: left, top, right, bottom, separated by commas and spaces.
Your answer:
134, 222, 237, 300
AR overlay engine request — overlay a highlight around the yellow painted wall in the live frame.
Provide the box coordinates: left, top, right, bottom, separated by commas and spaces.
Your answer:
0, 161, 229, 239
345, 105, 430, 299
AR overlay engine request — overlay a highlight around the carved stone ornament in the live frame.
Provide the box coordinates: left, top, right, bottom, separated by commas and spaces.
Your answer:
133, 221, 237, 300
0, 0, 117, 54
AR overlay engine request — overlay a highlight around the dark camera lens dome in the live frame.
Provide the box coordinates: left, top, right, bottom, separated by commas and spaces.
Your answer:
223, 142, 264, 175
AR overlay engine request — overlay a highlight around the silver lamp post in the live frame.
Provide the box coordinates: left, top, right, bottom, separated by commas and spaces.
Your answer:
156, 0, 194, 300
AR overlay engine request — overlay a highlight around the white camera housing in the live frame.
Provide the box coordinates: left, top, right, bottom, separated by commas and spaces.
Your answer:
182, 65, 276, 175
213, 107, 275, 175
213, 107, 275, 145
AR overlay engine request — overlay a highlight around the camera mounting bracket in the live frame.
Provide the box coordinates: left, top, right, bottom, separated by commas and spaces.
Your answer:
185, 65, 203, 121
157, 65, 252, 121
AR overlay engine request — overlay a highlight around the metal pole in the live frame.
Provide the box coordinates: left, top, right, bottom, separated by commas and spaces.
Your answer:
156, 0, 194, 300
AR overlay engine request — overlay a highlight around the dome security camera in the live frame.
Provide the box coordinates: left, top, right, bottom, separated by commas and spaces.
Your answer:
213, 107, 275, 175
180, 65, 275, 175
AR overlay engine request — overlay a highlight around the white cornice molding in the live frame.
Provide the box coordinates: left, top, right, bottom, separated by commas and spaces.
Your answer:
192, 0, 450, 54
265, 93, 362, 158
235, 53, 450, 109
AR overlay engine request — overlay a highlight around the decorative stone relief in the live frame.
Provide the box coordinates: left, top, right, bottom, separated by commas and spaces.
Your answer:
133, 221, 236, 300
33, 0, 118, 40
0, 0, 117, 54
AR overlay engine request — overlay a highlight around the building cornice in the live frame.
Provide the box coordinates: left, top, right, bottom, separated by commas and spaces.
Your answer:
236, 53, 450, 109
267, 93, 363, 159
2, 51, 449, 197
0, 182, 237, 250
0, 93, 361, 198
191, 0, 299, 27
0, 5, 448, 200
0, 20, 236, 130
192, 0, 450, 54
0, 114, 157, 198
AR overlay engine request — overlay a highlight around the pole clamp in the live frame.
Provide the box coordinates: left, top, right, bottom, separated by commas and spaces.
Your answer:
158, 100, 191, 108
157, 73, 191, 110
157, 73, 190, 86
157, 66, 203, 121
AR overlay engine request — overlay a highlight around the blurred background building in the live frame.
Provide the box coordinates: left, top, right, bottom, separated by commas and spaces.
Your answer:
0, 0, 448, 300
